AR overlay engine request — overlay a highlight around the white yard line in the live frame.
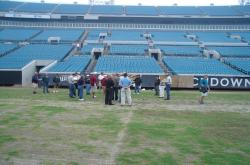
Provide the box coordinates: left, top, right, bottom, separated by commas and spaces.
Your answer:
109, 110, 134, 165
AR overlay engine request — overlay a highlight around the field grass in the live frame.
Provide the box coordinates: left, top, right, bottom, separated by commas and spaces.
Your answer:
0, 87, 250, 165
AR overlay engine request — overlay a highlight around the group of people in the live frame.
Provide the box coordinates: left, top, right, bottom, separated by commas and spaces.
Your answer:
32, 71, 210, 105
154, 72, 172, 100
32, 72, 60, 94
67, 72, 133, 106
153, 73, 210, 104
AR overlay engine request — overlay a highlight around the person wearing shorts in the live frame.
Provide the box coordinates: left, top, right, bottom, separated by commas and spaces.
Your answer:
90, 73, 97, 99
199, 75, 210, 104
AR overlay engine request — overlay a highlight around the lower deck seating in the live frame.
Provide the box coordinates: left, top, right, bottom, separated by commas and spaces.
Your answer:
224, 58, 250, 74
94, 55, 164, 74
0, 43, 17, 55
0, 44, 73, 69
163, 56, 243, 75
109, 44, 147, 55
47, 56, 91, 73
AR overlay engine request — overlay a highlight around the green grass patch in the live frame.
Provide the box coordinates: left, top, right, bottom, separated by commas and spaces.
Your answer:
31, 105, 69, 116
121, 109, 250, 164
73, 143, 97, 153
73, 112, 123, 132
0, 87, 250, 164
0, 134, 15, 147
117, 149, 177, 165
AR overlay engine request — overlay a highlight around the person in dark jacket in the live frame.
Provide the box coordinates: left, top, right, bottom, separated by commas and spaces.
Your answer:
134, 75, 142, 94
42, 73, 49, 94
154, 76, 161, 96
52, 74, 60, 93
78, 75, 85, 101
105, 75, 114, 105
112, 73, 120, 101
32, 72, 39, 94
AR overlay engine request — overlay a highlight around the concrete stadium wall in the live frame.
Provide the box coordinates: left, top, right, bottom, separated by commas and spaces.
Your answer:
21, 61, 36, 87
22, 60, 54, 87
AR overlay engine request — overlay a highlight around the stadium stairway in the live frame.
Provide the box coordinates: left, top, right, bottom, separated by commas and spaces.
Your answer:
71, 30, 89, 55
25, 30, 44, 42
50, 4, 60, 13
222, 59, 249, 75
85, 57, 97, 74
0, 45, 21, 58
157, 58, 169, 73
28, 29, 44, 42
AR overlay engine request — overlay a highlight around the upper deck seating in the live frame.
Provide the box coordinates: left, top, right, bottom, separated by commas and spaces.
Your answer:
94, 55, 164, 74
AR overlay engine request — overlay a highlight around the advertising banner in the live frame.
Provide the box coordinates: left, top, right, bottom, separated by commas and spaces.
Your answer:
194, 76, 250, 89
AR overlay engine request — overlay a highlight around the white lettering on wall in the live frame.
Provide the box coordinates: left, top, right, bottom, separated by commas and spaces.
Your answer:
210, 78, 219, 87
220, 78, 229, 87
231, 78, 243, 87
245, 79, 250, 87
193, 77, 199, 87
60, 76, 68, 82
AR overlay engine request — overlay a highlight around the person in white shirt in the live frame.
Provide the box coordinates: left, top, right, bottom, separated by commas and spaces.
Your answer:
98, 72, 104, 89
68, 74, 75, 98
164, 72, 172, 100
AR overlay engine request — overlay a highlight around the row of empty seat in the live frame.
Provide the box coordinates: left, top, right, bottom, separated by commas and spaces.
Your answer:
1, 28, 249, 44
33, 29, 84, 41
109, 44, 147, 55
0, 28, 40, 41
158, 45, 202, 56
163, 56, 243, 75
1, 1, 250, 16
223, 58, 250, 74
208, 46, 250, 57
86, 29, 249, 44
0, 28, 84, 42
47, 56, 91, 73
193, 32, 241, 43
94, 56, 164, 74
0, 43, 17, 55
0, 44, 73, 69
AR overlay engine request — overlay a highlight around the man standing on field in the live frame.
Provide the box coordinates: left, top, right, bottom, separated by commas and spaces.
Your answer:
90, 72, 97, 99
119, 73, 132, 106
163, 72, 172, 100
199, 75, 210, 104
32, 72, 39, 94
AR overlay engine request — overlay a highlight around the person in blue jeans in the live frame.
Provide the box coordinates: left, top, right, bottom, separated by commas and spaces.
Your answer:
164, 72, 172, 100
78, 75, 85, 101
134, 75, 142, 94
68, 74, 75, 98
42, 73, 49, 94
85, 74, 91, 95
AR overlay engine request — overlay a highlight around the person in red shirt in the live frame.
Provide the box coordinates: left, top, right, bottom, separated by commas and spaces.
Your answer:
90, 72, 97, 98
101, 75, 107, 95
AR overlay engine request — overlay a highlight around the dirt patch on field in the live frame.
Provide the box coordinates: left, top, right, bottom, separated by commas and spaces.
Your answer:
1, 97, 250, 113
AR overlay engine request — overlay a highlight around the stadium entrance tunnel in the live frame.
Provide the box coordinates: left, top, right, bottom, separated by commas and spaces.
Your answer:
0, 60, 55, 86
94, 52, 102, 60
92, 48, 104, 60
149, 48, 162, 61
